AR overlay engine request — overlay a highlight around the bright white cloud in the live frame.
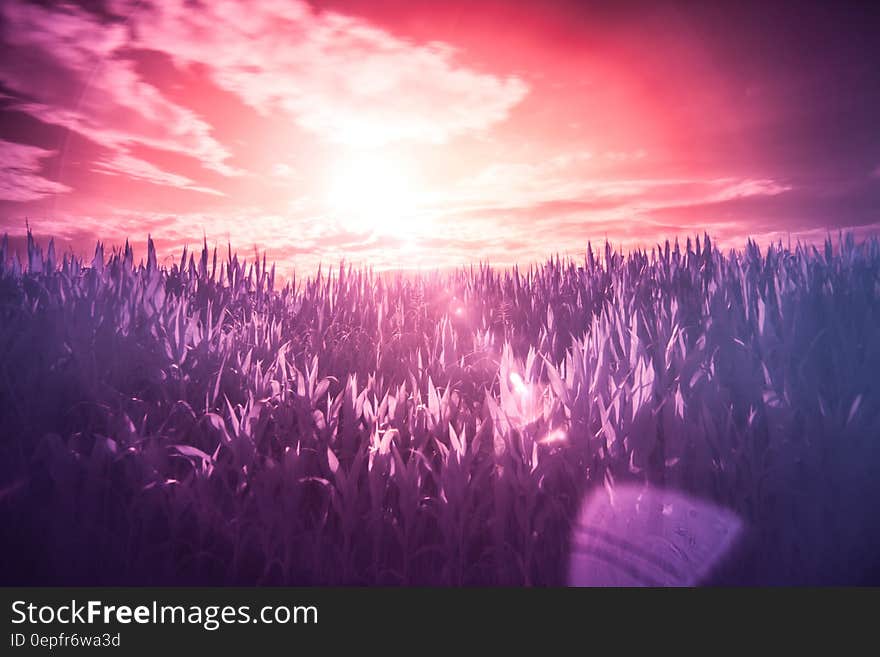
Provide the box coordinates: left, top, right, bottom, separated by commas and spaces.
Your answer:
116, 0, 529, 146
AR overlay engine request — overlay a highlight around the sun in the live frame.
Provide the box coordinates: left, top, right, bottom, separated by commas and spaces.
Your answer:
322, 151, 423, 236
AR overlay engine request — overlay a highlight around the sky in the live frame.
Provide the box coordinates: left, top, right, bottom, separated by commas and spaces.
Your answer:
1, 0, 879, 271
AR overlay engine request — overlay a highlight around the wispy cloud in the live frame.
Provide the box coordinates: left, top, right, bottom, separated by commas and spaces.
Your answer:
92, 153, 224, 196
440, 151, 791, 223
0, 1, 236, 175
0, 139, 72, 202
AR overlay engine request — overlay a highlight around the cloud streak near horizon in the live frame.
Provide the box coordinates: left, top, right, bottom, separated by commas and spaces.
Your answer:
1, 0, 878, 271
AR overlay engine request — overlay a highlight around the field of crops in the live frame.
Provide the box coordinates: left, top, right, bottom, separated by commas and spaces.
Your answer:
1, 231, 878, 585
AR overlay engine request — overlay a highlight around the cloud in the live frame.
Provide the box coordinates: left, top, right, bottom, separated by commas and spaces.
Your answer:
0, 1, 236, 174
2, 0, 858, 272
92, 153, 224, 196
387, 150, 798, 265
115, 0, 529, 146
271, 163, 295, 179
708, 178, 791, 202
444, 150, 791, 220
1, 0, 528, 210
0, 139, 72, 202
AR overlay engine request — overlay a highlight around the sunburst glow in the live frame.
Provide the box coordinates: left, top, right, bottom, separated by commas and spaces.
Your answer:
322, 151, 424, 236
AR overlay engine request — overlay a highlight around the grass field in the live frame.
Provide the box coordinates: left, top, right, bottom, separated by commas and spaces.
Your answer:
1, 231, 878, 585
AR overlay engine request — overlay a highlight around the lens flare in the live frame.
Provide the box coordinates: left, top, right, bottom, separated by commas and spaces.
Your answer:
509, 372, 527, 395
539, 428, 567, 445
322, 151, 424, 237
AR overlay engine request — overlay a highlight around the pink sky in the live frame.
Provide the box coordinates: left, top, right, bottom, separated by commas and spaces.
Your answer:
1, 0, 878, 271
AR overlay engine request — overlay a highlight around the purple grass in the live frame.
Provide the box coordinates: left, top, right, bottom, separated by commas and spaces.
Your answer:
1, 231, 879, 585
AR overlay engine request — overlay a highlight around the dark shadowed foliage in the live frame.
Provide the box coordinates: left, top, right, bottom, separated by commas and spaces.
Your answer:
0, 231, 878, 585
